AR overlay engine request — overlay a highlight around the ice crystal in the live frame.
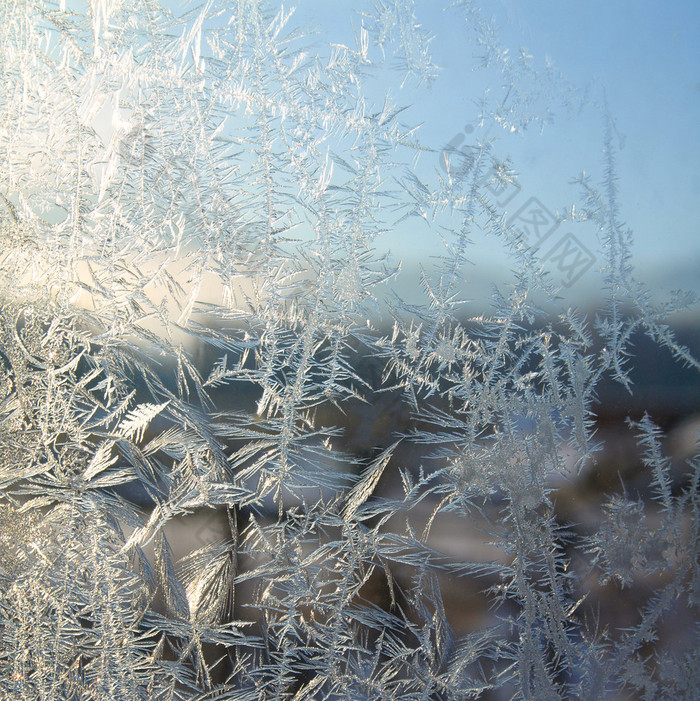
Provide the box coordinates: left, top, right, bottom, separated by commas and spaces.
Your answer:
1, 1, 698, 699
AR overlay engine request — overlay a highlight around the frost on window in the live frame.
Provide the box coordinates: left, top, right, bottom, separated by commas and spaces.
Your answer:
1, 1, 698, 699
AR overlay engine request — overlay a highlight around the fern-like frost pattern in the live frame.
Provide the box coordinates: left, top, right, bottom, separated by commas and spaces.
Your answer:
0, 1, 697, 699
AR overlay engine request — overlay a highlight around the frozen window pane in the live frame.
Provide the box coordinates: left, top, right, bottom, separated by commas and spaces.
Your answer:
1, 1, 698, 699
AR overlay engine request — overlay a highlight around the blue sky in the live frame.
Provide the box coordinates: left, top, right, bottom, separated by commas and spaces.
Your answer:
493, 0, 699, 266
158, 0, 698, 313
286, 0, 699, 309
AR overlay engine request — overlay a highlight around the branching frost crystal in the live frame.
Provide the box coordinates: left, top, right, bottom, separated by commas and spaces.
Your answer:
1, 1, 698, 699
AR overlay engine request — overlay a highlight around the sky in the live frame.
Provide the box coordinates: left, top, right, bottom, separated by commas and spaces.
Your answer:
80, 0, 699, 317
287, 0, 700, 311
493, 0, 699, 267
